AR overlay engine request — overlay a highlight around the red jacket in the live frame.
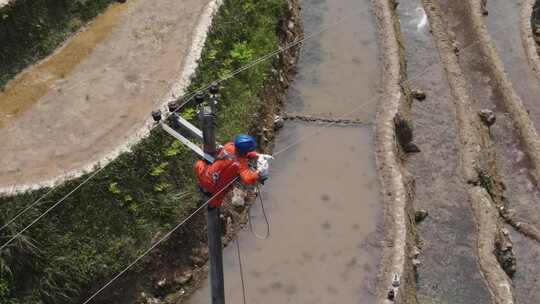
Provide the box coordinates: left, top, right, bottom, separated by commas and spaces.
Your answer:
194, 142, 259, 207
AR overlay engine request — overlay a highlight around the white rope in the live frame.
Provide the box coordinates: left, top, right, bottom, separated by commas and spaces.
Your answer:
248, 185, 270, 240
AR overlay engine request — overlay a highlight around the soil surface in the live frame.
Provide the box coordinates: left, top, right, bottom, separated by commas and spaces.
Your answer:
5, 0, 540, 302
82, 2, 304, 303
437, 0, 540, 302
482, 0, 540, 302
396, 1, 491, 302
188, 0, 384, 302
486, 0, 540, 127
483, 0, 540, 230
0, 0, 212, 191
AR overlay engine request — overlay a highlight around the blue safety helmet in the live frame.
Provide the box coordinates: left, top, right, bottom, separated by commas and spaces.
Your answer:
234, 134, 257, 155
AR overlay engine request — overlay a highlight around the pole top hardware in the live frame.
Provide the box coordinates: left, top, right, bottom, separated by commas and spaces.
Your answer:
151, 110, 162, 122
195, 92, 205, 105
209, 82, 220, 95
168, 101, 179, 113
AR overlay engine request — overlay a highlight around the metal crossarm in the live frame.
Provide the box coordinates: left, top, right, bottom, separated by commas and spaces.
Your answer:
161, 123, 215, 163
169, 113, 203, 140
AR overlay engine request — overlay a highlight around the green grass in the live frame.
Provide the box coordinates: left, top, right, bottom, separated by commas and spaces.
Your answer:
0, 0, 287, 302
0, 0, 120, 89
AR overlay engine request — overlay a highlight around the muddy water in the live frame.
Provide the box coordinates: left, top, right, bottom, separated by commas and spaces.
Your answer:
483, 0, 540, 231
510, 228, 540, 304
486, 0, 540, 127
287, 0, 380, 122
397, 1, 491, 303
189, 0, 382, 302
483, 1, 540, 303
191, 125, 382, 304
481, 0, 540, 227
437, 1, 540, 303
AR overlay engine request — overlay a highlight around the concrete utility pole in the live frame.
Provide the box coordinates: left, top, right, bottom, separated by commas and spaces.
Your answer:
198, 88, 225, 304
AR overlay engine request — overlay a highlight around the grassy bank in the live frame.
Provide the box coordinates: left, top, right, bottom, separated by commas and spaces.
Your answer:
0, 0, 287, 303
0, 0, 121, 89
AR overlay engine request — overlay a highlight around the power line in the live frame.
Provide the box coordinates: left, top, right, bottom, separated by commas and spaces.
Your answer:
78, 31, 442, 304
81, 177, 238, 304
3, 2, 526, 302
79, 10, 381, 301
0, 167, 107, 251
0, 5, 368, 251
77, 4, 534, 303
272, 19, 503, 157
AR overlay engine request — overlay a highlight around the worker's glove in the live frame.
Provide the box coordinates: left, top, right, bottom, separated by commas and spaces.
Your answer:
257, 154, 274, 180
258, 154, 274, 163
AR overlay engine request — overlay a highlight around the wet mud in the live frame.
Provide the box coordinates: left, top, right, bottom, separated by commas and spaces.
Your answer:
486, 0, 540, 128
414, 0, 517, 302
396, 1, 491, 302
0, 0, 213, 191
433, 0, 540, 303
510, 229, 540, 304
483, 0, 540, 232
188, 0, 384, 302
0, 3, 127, 128
483, 1, 540, 303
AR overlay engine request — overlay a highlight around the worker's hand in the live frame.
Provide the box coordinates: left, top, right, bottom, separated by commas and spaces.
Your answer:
258, 154, 274, 162
257, 162, 269, 178
256, 154, 273, 180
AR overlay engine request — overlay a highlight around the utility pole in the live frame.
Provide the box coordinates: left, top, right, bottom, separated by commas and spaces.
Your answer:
198, 86, 225, 304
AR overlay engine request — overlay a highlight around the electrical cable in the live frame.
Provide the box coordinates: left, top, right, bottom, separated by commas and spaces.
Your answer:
235, 238, 248, 304
80, 176, 238, 304
0, 167, 107, 251
4, 2, 523, 301
0, 5, 369, 247
166, 5, 369, 116
1, 6, 490, 284
0, 8, 491, 255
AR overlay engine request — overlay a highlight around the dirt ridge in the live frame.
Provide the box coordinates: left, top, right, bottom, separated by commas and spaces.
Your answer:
373, 0, 417, 303
468, 0, 540, 253
421, 0, 515, 303
0, 0, 223, 196
464, 0, 540, 189
521, 0, 540, 82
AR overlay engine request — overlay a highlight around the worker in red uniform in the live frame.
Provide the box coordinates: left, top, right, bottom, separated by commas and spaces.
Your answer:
194, 134, 272, 208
